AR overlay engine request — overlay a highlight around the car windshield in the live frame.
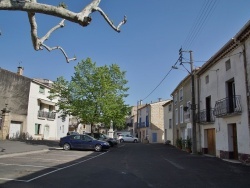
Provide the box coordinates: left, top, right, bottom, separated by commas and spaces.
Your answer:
85, 134, 96, 140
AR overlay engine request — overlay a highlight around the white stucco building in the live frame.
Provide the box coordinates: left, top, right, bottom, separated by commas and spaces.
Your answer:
163, 100, 173, 145
0, 68, 69, 140
196, 20, 250, 163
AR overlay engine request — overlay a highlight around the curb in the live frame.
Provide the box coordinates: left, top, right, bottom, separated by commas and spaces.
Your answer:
0, 149, 50, 159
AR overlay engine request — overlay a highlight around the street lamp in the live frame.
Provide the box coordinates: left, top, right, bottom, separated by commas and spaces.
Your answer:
176, 50, 197, 154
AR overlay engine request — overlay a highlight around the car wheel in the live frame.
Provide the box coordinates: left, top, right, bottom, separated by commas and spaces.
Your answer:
63, 143, 71, 150
95, 144, 102, 152
134, 139, 138, 143
120, 139, 124, 143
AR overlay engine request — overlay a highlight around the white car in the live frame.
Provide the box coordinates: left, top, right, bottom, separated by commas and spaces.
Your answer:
118, 134, 138, 143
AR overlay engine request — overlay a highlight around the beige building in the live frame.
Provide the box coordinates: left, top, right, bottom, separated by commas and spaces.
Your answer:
137, 99, 169, 143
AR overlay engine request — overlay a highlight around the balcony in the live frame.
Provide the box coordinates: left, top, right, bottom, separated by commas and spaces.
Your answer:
213, 96, 242, 117
38, 110, 56, 120
198, 109, 215, 124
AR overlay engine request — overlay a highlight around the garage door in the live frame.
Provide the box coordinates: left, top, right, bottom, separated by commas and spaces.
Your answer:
9, 121, 21, 139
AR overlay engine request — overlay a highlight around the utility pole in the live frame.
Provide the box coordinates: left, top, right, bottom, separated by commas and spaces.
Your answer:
179, 49, 197, 154
189, 51, 197, 154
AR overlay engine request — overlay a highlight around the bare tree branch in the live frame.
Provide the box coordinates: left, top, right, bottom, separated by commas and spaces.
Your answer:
0, 0, 127, 62
41, 43, 77, 63
94, 7, 127, 32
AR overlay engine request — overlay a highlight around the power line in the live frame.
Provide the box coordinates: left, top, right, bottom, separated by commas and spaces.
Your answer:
141, 59, 179, 101
183, 0, 218, 50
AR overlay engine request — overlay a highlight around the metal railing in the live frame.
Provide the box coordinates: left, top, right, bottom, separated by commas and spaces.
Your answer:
198, 108, 215, 123
38, 110, 56, 119
213, 95, 242, 117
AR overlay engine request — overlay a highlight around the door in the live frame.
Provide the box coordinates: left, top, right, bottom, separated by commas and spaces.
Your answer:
207, 129, 216, 155
152, 133, 157, 142
43, 125, 50, 139
70, 135, 82, 149
81, 135, 94, 149
165, 129, 167, 142
232, 124, 238, 159
9, 121, 21, 139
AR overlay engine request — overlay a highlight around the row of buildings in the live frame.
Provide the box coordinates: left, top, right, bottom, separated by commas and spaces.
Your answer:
127, 20, 250, 164
0, 68, 120, 141
0, 67, 69, 140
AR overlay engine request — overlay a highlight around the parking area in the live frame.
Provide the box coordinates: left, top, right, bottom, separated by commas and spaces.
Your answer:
0, 149, 107, 183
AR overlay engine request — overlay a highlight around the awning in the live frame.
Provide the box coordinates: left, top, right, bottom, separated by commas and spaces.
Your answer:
38, 98, 55, 106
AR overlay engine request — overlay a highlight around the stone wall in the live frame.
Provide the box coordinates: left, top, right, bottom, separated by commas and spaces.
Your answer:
0, 68, 31, 115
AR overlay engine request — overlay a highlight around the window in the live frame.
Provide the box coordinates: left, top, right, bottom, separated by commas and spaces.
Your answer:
205, 75, 209, 84
49, 105, 54, 112
174, 93, 177, 105
146, 116, 149, 127
186, 101, 191, 119
70, 135, 81, 140
168, 104, 172, 112
0, 118, 2, 130
39, 86, 45, 94
179, 88, 183, 101
175, 108, 178, 125
35, 123, 41, 135
62, 125, 64, 133
169, 119, 172, 129
180, 105, 183, 123
225, 59, 231, 71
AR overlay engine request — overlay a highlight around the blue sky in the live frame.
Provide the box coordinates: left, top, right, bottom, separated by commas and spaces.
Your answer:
1, 0, 250, 106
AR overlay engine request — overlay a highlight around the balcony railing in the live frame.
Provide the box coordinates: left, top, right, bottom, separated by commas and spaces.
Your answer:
213, 95, 242, 117
198, 108, 215, 124
38, 110, 56, 119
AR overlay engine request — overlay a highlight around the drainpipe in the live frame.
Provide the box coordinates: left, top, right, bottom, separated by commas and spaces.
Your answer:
197, 74, 201, 153
242, 42, 250, 127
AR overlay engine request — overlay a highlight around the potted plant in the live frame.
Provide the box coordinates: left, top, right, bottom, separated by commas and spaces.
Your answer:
186, 136, 192, 153
176, 138, 182, 149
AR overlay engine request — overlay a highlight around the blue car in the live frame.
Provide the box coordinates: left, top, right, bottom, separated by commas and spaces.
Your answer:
59, 134, 110, 152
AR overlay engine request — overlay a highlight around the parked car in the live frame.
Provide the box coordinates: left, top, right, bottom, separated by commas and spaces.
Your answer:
59, 134, 110, 152
118, 134, 138, 143
86, 133, 118, 147
67, 131, 79, 135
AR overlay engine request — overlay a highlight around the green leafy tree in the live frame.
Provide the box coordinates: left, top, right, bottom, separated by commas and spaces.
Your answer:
49, 58, 129, 132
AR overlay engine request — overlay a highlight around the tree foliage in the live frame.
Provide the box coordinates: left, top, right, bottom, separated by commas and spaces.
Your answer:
49, 58, 130, 131
0, 0, 126, 62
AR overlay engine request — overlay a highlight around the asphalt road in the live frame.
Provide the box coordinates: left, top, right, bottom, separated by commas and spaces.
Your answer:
0, 143, 250, 188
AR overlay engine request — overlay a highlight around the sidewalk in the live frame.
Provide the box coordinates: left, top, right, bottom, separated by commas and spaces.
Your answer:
0, 140, 60, 158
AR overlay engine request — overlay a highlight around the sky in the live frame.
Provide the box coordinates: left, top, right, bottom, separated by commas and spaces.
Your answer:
1, 0, 250, 107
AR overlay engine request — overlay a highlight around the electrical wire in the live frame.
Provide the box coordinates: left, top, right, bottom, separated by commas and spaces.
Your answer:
141, 59, 179, 101
138, 0, 220, 103
183, 0, 218, 50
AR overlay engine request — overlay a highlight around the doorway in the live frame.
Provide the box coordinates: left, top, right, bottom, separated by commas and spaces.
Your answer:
228, 123, 238, 159
207, 128, 216, 155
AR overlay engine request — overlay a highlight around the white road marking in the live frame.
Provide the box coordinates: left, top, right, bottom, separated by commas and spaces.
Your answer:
0, 162, 59, 169
12, 157, 70, 162
0, 178, 26, 182
164, 158, 184, 169
26, 151, 108, 182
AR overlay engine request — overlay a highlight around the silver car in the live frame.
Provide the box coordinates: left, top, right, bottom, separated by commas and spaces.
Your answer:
118, 134, 138, 143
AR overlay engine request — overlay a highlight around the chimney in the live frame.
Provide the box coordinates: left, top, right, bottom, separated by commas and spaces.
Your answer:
17, 66, 24, 76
